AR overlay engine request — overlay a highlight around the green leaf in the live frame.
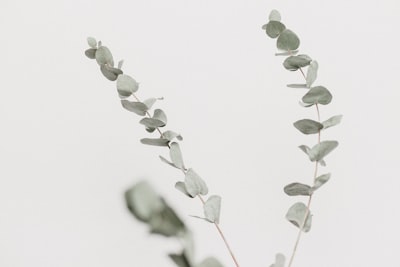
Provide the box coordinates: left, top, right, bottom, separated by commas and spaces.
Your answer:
100, 64, 123, 81
140, 118, 166, 128
322, 115, 343, 129
95, 46, 114, 66
286, 202, 312, 232
118, 59, 124, 69
264, 21, 286, 38
143, 97, 163, 109
169, 252, 192, 267
140, 138, 169, 146
299, 101, 313, 108
197, 257, 224, 267
204, 195, 221, 223
85, 48, 96, 59
170, 142, 185, 169
306, 60, 318, 88
284, 183, 312, 196
277, 29, 300, 51
270, 253, 285, 267
302, 86, 332, 105
287, 84, 307, 88
185, 168, 208, 197
125, 181, 164, 223
275, 50, 298, 56
160, 155, 179, 169
299, 145, 326, 166
269, 9, 281, 21
283, 55, 311, 71
293, 119, 323, 135
153, 109, 168, 125
87, 37, 97, 48
175, 181, 193, 198
117, 74, 139, 98
309, 140, 339, 161
312, 173, 331, 191
148, 204, 186, 237
145, 126, 156, 133
163, 130, 183, 141
121, 100, 148, 116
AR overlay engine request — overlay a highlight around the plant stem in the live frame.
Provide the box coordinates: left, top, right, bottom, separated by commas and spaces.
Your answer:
133, 93, 240, 267
198, 195, 241, 267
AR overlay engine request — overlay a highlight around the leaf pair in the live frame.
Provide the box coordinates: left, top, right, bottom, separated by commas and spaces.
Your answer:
284, 173, 331, 196
175, 169, 208, 198
299, 141, 339, 162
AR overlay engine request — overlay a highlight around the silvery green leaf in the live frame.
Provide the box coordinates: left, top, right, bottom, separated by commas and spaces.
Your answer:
287, 84, 307, 88
293, 119, 323, 135
121, 100, 148, 116
284, 183, 312, 196
118, 59, 124, 69
140, 138, 169, 146
319, 159, 326, 166
299, 145, 311, 155
275, 50, 298, 56
149, 203, 186, 237
87, 37, 97, 48
160, 155, 179, 168
170, 142, 185, 169
283, 55, 312, 71
270, 253, 285, 267
309, 140, 338, 161
197, 257, 224, 267
117, 74, 139, 98
153, 109, 167, 125
85, 48, 96, 59
125, 181, 164, 223
264, 21, 286, 38
302, 86, 332, 105
277, 29, 300, 51
286, 202, 312, 232
269, 9, 281, 21
140, 118, 166, 128
163, 130, 183, 141
95, 46, 114, 66
175, 181, 193, 197
299, 101, 313, 108
204, 195, 221, 223
145, 126, 156, 133
100, 64, 123, 81
143, 98, 158, 109
185, 168, 208, 197
322, 115, 343, 129
169, 252, 192, 267
306, 61, 318, 88
312, 173, 331, 191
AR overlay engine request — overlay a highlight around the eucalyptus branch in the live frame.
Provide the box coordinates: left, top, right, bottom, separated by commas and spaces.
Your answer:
84, 38, 239, 267
262, 9, 342, 267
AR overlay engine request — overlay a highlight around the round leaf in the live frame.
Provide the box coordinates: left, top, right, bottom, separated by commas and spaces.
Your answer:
121, 100, 148, 116
309, 140, 339, 162
95, 46, 114, 66
269, 9, 281, 21
277, 29, 300, 51
117, 74, 139, 98
284, 183, 312, 196
184, 168, 208, 197
264, 21, 286, 38
302, 86, 332, 105
175, 181, 193, 198
87, 37, 97, 48
100, 64, 122, 81
293, 119, 323, 135
153, 109, 167, 125
170, 142, 185, 169
85, 48, 96, 59
283, 55, 311, 71
286, 202, 312, 232
204, 195, 221, 224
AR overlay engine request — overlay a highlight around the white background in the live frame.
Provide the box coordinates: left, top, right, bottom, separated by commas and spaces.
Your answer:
1, 0, 399, 266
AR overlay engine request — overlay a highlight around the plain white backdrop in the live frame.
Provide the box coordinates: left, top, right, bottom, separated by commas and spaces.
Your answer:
1, 0, 399, 266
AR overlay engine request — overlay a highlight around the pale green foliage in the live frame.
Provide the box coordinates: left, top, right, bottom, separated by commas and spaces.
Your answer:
293, 119, 323, 134
286, 202, 312, 232
283, 55, 311, 71
270, 253, 285, 267
312, 173, 331, 191
309, 140, 338, 162
277, 29, 300, 51
121, 100, 148, 116
306, 61, 318, 87
302, 86, 332, 105
140, 138, 169, 146
87, 37, 97, 48
284, 182, 312, 196
197, 257, 224, 267
95, 46, 114, 66
322, 115, 343, 129
268, 9, 281, 21
204, 195, 222, 223
184, 168, 208, 197
170, 142, 185, 170
263, 21, 286, 38
117, 74, 139, 98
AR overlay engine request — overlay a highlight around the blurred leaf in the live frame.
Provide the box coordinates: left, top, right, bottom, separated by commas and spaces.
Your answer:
299, 145, 311, 155
118, 59, 124, 69
287, 84, 307, 88
121, 100, 148, 116
306, 60, 318, 88
302, 86, 332, 105
322, 115, 343, 129
286, 202, 312, 232
284, 183, 312, 196
117, 74, 139, 98
87, 37, 97, 48
125, 181, 164, 223
85, 48, 96, 59
319, 159, 326, 166
275, 50, 298, 56
153, 109, 168, 125
269, 9, 281, 21
283, 55, 311, 71
197, 257, 224, 267
170, 142, 185, 169
100, 64, 123, 81
140, 138, 169, 146
148, 204, 186, 237
264, 21, 286, 38
277, 29, 300, 51
312, 173, 331, 191
204, 195, 221, 223
309, 140, 338, 161
169, 252, 192, 267
293, 119, 323, 135
95, 46, 114, 66
270, 253, 285, 267
140, 118, 166, 128
175, 181, 193, 198
163, 130, 183, 141
185, 169, 208, 197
